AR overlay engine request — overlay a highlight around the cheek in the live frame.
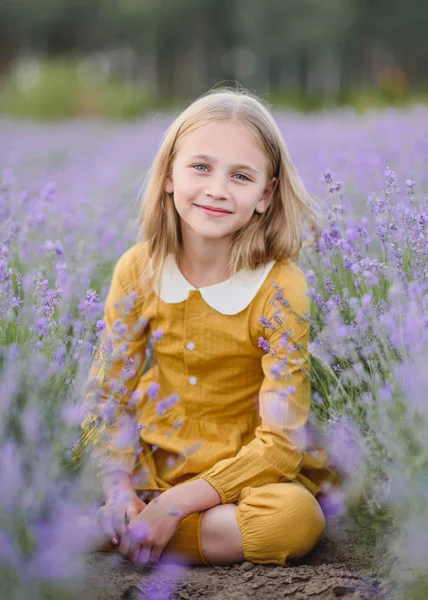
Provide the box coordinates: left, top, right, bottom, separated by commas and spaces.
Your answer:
237, 192, 261, 216
172, 183, 197, 216
175, 175, 201, 201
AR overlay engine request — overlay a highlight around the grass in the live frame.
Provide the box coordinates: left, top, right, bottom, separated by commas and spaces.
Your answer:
0, 58, 171, 120
1, 57, 427, 121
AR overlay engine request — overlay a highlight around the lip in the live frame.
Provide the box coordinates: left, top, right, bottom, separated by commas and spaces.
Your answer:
194, 204, 232, 216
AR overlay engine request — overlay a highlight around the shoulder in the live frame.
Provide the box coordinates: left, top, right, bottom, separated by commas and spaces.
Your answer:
259, 259, 309, 313
271, 260, 307, 287
265, 259, 308, 294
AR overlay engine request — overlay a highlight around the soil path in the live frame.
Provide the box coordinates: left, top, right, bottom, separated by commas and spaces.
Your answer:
81, 514, 395, 599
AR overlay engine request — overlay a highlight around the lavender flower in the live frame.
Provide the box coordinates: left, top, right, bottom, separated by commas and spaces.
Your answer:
156, 393, 180, 416
258, 336, 270, 352
147, 382, 161, 400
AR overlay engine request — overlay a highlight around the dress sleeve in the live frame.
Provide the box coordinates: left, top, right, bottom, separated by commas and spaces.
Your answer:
79, 248, 150, 478
200, 268, 311, 504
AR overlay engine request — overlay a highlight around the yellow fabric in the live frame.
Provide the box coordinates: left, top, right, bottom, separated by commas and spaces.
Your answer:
167, 511, 209, 565
236, 481, 326, 564
80, 241, 340, 502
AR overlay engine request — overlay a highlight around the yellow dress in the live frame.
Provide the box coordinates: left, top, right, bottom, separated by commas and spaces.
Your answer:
80, 241, 340, 506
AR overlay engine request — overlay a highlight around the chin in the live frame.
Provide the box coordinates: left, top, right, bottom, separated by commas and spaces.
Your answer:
194, 229, 228, 240
190, 225, 232, 240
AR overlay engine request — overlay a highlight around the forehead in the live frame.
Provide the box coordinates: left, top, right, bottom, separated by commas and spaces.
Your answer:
175, 120, 267, 168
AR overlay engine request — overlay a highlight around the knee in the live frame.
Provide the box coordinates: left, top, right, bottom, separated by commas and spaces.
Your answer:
236, 482, 326, 564
283, 486, 326, 559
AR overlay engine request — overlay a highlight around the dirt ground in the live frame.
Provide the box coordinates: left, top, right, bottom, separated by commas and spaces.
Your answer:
80, 511, 398, 600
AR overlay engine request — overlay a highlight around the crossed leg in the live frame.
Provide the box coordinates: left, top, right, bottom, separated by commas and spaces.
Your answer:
94, 482, 325, 567
149, 481, 326, 566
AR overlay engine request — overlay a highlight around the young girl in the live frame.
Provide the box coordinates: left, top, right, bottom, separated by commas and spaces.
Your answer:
81, 87, 340, 568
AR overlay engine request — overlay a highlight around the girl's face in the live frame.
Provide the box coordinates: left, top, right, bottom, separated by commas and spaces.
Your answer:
164, 120, 277, 243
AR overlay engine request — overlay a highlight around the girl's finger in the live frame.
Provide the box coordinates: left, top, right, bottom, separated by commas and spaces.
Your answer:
148, 545, 163, 565
112, 510, 127, 540
126, 505, 139, 522
119, 531, 131, 558
138, 545, 152, 565
127, 538, 141, 564
100, 508, 120, 544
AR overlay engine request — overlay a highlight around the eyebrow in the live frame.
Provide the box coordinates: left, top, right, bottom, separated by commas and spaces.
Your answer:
189, 154, 260, 175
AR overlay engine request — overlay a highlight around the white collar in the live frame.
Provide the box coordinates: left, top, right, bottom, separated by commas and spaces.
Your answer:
149, 254, 277, 315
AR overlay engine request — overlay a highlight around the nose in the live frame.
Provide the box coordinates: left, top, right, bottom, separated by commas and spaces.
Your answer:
205, 174, 230, 200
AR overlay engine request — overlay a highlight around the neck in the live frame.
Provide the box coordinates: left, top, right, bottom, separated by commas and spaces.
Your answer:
178, 228, 233, 288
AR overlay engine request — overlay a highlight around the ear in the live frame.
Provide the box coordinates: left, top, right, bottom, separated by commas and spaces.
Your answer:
255, 177, 278, 214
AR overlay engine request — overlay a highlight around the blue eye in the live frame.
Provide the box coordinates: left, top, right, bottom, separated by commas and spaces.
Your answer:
192, 165, 250, 181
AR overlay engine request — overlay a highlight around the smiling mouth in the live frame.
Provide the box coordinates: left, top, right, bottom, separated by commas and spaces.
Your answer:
194, 204, 232, 214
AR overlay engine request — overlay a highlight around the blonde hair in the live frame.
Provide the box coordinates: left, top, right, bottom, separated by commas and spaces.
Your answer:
138, 86, 322, 290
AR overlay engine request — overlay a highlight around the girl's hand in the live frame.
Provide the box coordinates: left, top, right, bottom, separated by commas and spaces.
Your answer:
119, 494, 182, 565
97, 489, 147, 545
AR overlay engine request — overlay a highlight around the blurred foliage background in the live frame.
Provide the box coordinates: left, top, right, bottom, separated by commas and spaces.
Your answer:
0, 0, 427, 119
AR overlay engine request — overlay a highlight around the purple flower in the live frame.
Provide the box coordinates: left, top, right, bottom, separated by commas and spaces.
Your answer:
62, 403, 84, 426
279, 331, 292, 348
306, 269, 317, 286
84, 290, 99, 308
324, 168, 333, 185
270, 362, 284, 379
326, 416, 366, 478
95, 319, 106, 334
34, 316, 49, 336
52, 344, 67, 370
133, 316, 149, 334
258, 337, 270, 352
156, 393, 180, 416
152, 328, 164, 341
60, 313, 73, 326
0, 531, 21, 569
317, 486, 346, 520
114, 415, 140, 450
0, 259, 11, 283
259, 315, 275, 330
111, 319, 127, 338
147, 382, 161, 400
129, 389, 143, 408
121, 290, 138, 311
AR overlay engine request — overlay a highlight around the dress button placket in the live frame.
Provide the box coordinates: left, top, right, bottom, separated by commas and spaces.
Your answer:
186, 291, 201, 389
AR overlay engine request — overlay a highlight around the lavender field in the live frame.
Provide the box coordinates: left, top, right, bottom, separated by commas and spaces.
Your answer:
1, 105, 428, 600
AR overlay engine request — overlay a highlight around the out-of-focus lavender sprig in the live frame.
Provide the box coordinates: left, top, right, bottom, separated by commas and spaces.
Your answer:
297, 166, 428, 597
0, 171, 180, 596
0, 341, 103, 599
0, 252, 186, 598
258, 161, 428, 597
71, 299, 171, 466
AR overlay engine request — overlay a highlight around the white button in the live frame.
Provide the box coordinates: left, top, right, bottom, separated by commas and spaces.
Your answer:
186, 341, 196, 351
189, 376, 198, 385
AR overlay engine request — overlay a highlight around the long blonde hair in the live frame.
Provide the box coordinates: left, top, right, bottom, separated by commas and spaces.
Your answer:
138, 86, 322, 291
